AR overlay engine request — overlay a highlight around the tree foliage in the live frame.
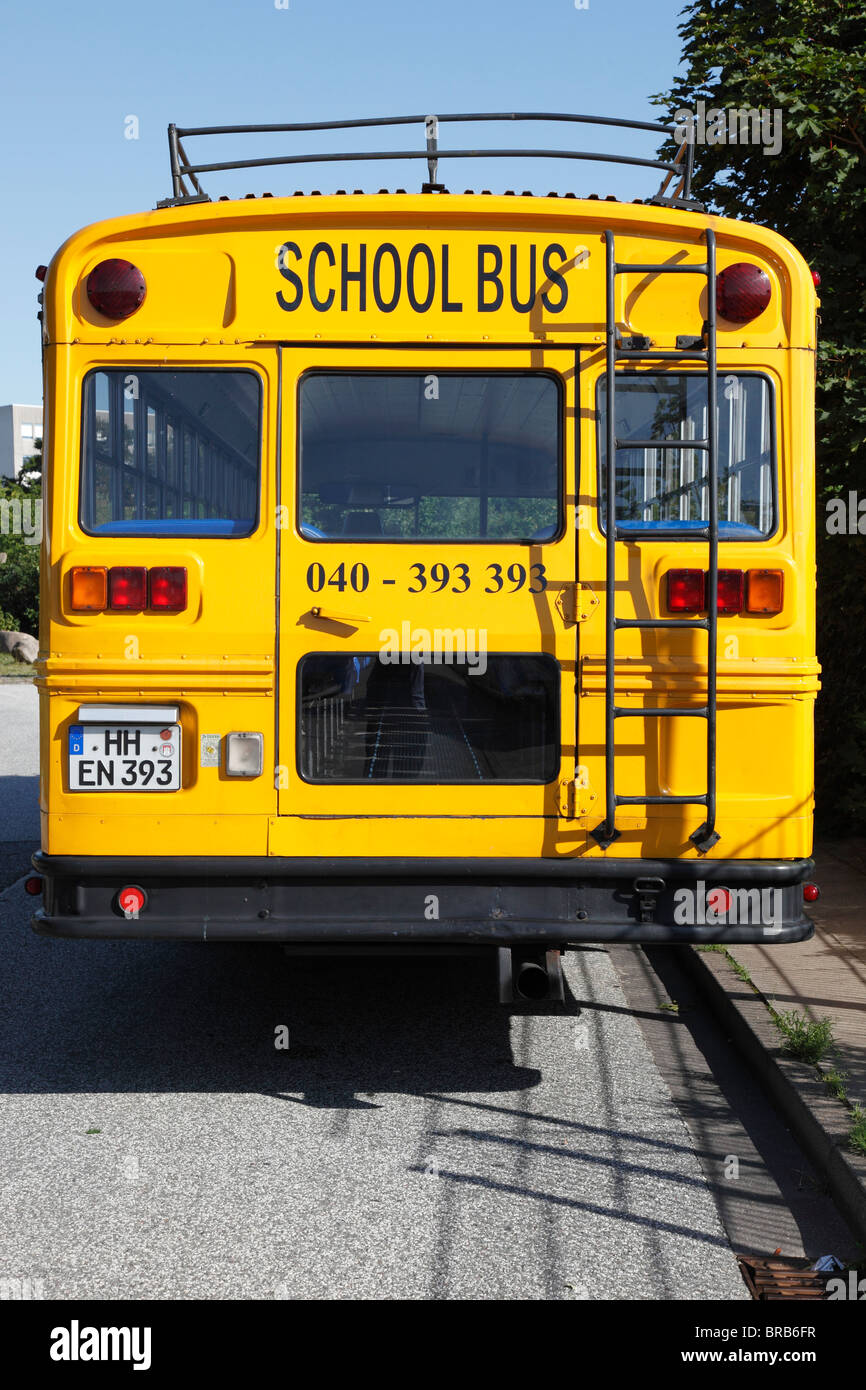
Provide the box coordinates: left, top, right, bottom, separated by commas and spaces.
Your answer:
653, 0, 866, 830
0, 470, 41, 637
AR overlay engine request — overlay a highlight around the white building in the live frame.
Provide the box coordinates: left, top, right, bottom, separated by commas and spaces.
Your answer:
0, 403, 43, 479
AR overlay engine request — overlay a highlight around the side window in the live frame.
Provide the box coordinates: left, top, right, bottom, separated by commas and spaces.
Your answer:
81, 370, 262, 536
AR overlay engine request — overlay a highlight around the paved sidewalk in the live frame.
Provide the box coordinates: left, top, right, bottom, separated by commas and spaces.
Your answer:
683, 840, 866, 1246
726, 842, 866, 1109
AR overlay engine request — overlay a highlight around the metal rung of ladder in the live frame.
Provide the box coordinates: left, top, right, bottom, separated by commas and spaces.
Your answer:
591, 227, 721, 854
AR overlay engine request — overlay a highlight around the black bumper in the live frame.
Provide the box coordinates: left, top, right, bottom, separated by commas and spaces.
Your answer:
30, 853, 816, 946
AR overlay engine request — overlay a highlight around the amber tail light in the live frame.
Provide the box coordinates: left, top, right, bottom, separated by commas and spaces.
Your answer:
746, 569, 784, 614
70, 567, 108, 611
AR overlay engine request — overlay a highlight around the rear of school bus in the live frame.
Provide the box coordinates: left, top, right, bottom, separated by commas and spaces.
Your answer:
31, 176, 819, 990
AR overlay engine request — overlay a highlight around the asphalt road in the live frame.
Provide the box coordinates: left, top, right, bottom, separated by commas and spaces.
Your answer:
0, 681, 40, 889
1, 684, 751, 1299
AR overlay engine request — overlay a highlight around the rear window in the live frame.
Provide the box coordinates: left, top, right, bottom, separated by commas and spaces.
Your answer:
299, 652, 560, 783
80, 369, 261, 536
597, 373, 775, 539
298, 372, 561, 541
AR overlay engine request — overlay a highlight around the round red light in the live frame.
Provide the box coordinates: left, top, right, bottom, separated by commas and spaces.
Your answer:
117, 885, 147, 917
716, 263, 771, 324
86, 259, 146, 321
24, 875, 43, 896
707, 887, 731, 915
811, 270, 821, 288
803, 883, 820, 902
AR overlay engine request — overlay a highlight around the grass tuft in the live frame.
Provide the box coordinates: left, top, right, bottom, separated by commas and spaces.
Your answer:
0, 653, 35, 678
773, 1008, 836, 1064
822, 1067, 849, 1103
850, 1107, 866, 1157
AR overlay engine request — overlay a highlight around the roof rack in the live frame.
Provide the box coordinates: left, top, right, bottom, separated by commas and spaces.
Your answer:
159, 112, 700, 210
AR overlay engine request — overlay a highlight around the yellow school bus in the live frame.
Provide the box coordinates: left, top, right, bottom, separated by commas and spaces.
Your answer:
30, 114, 819, 999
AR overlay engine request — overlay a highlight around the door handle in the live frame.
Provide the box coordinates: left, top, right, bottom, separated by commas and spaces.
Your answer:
310, 606, 372, 623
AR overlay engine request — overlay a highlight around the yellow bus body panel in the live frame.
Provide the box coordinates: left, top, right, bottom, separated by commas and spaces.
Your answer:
38, 195, 818, 863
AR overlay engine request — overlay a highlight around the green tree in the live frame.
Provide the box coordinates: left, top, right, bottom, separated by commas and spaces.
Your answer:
18, 437, 43, 492
0, 475, 41, 636
653, 0, 866, 830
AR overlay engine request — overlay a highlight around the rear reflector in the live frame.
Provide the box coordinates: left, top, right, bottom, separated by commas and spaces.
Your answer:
24, 875, 43, 896
86, 258, 147, 321
804, 883, 819, 902
746, 569, 784, 614
706, 887, 731, 915
717, 569, 745, 615
667, 569, 705, 612
148, 567, 188, 612
716, 262, 772, 324
108, 566, 147, 611
70, 566, 107, 611
117, 885, 147, 918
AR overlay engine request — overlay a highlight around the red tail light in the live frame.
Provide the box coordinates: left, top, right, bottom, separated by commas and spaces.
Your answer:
108, 566, 147, 611
667, 569, 705, 612
716, 263, 771, 324
803, 883, 819, 903
86, 259, 146, 321
716, 569, 745, 615
149, 567, 187, 612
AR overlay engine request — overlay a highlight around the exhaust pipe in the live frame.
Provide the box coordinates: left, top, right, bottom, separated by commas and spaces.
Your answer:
498, 948, 564, 1004
515, 960, 550, 1000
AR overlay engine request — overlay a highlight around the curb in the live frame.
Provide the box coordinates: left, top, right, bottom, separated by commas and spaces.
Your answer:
681, 944, 866, 1251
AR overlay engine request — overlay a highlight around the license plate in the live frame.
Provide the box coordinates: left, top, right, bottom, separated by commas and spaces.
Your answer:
68, 723, 182, 792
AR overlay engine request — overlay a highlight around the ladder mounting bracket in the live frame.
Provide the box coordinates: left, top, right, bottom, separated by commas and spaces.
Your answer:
590, 822, 621, 850
690, 824, 721, 854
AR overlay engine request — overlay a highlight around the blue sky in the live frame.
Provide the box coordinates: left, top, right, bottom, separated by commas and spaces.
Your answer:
1, 0, 687, 405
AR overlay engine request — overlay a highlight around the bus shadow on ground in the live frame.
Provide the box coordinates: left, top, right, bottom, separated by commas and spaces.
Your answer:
0, 919, 589, 1101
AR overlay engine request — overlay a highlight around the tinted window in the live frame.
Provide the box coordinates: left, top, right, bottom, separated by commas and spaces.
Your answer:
81, 370, 261, 536
299, 373, 560, 541
598, 374, 775, 538
299, 653, 559, 783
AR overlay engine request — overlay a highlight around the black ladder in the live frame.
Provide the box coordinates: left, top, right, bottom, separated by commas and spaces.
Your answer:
591, 227, 721, 853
